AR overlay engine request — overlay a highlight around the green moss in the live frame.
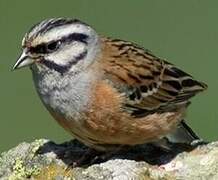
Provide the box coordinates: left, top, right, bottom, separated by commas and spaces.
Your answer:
8, 158, 41, 180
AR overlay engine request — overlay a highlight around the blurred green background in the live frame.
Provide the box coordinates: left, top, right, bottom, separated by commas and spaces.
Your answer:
0, 0, 216, 153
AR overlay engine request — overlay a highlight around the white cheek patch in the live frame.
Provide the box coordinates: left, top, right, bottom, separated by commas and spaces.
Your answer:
47, 42, 86, 66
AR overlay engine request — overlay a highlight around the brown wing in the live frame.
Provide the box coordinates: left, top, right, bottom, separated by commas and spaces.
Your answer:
101, 38, 207, 116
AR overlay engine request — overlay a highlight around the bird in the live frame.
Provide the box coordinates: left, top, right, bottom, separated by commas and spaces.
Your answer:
13, 18, 207, 152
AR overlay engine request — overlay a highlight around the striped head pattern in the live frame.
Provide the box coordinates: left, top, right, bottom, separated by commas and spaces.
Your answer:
13, 18, 100, 75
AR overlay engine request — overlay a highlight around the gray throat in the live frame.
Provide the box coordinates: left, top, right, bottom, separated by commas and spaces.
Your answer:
31, 65, 94, 121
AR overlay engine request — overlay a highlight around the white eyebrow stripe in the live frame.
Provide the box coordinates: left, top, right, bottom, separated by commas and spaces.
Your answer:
30, 23, 92, 46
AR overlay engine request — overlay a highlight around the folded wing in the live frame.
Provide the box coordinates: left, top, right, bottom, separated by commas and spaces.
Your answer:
102, 38, 207, 116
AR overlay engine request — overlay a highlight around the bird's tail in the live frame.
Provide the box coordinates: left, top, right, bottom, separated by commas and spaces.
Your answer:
154, 120, 206, 151
166, 120, 202, 144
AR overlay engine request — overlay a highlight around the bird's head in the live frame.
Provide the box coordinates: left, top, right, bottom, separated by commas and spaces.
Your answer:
13, 18, 100, 75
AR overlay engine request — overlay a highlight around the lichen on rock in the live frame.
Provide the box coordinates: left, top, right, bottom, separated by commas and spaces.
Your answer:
0, 139, 218, 180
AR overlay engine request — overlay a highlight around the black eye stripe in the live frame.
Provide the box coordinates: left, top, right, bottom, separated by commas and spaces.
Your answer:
29, 33, 89, 54
29, 44, 47, 54
67, 33, 89, 44
58, 33, 89, 45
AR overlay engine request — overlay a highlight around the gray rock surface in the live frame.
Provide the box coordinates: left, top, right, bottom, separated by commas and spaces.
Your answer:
0, 139, 218, 180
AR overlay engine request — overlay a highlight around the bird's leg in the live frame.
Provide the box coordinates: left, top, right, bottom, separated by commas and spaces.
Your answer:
88, 145, 130, 164
67, 148, 103, 168
67, 145, 127, 169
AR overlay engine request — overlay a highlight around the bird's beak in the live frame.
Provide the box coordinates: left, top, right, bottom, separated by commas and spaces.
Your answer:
12, 51, 34, 70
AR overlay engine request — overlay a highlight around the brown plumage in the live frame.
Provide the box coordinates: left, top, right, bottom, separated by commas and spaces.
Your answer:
13, 18, 207, 152
75, 37, 207, 150
101, 37, 207, 113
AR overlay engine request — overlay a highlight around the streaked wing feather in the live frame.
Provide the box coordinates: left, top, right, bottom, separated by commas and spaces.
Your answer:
102, 38, 207, 116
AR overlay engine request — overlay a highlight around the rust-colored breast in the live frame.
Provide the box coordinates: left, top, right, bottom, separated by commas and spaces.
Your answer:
85, 81, 126, 136
83, 80, 185, 145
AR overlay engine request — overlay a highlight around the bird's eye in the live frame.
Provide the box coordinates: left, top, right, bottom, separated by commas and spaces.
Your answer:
46, 41, 61, 52
29, 41, 61, 54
